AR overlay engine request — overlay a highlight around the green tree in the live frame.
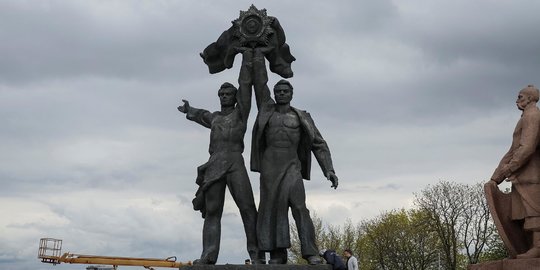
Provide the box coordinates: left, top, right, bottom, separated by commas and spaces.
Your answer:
460, 183, 494, 264
415, 181, 497, 269
361, 209, 439, 270
415, 181, 466, 270
288, 180, 501, 269
289, 213, 326, 264
478, 233, 508, 262
289, 214, 359, 264
289, 210, 440, 269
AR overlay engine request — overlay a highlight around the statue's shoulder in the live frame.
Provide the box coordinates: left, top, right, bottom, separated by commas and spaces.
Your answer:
291, 107, 316, 128
258, 102, 275, 115
291, 106, 308, 115
292, 106, 312, 119
526, 107, 540, 120
208, 111, 222, 120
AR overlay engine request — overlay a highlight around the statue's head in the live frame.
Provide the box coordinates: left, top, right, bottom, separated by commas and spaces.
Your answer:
517, 85, 539, 111
274, 79, 293, 105
218, 82, 237, 107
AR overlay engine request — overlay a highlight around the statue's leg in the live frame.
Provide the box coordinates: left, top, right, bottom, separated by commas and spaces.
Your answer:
226, 157, 264, 263
289, 179, 321, 265
269, 248, 287, 264
517, 220, 540, 258
515, 184, 540, 258
197, 179, 227, 264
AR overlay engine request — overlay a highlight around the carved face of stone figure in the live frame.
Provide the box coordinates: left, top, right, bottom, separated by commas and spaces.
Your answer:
517, 90, 532, 111
274, 85, 293, 105
218, 87, 237, 107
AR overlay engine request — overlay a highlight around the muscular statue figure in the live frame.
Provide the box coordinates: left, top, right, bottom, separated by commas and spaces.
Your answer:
249, 49, 339, 265
488, 85, 540, 258
177, 51, 263, 264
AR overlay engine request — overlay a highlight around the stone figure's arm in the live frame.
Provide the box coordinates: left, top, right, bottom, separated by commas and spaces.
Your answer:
177, 99, 214, 129
491, 146, 514, 184
236, 48, 254, 125
505, 113, 540, 176
253, 47, 275, 108
308, 114, 338, 189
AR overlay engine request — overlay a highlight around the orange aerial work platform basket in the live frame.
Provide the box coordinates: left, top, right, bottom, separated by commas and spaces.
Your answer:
38, 238, 63, 264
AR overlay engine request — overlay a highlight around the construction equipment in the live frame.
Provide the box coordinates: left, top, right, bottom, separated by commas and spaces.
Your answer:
38, 238, 192, 269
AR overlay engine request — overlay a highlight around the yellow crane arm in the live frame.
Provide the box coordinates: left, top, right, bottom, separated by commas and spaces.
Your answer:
38, 238, 192, 268
58, 253, 191, 268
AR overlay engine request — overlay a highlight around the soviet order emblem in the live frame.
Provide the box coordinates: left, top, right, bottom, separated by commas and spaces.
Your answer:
233, 5, 274, 47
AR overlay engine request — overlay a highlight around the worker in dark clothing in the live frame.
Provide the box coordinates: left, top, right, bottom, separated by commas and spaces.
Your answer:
319, 249, 346, 270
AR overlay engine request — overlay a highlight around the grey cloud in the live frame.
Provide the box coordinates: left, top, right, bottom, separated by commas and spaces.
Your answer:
2, 1, 539, 270
275, 0, 540, 125
395, 1, 540, 68
378, 183, 401, 191
0, 1, 217, 84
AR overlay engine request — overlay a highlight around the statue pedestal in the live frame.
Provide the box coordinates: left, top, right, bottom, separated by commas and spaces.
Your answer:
183, 265, 332, 270
468, 258, 540, 270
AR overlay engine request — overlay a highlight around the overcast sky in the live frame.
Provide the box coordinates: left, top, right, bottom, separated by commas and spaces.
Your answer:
1, 1, 539, 269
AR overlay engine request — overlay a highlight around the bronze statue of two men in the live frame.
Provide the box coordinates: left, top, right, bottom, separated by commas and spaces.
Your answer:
178, 6, 338, 265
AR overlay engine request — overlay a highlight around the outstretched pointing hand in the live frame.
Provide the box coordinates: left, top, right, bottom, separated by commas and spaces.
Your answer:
178, 99, 190, 113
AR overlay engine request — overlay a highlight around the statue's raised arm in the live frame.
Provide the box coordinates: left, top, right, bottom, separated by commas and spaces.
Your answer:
252, 46, 274, 108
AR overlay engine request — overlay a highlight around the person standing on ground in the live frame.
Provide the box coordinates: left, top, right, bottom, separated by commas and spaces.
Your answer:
343, 249, 358, 270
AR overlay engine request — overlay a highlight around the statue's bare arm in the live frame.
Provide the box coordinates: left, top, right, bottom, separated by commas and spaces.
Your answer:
252, 47, 275, 108
236, 47, 254, 125
178, 99, 213, 129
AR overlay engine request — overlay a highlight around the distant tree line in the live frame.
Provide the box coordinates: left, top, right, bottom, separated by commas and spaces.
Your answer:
288, 180, 507, 270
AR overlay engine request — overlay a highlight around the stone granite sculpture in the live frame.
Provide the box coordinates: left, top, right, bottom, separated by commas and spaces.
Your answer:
486, 85, 540, 259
